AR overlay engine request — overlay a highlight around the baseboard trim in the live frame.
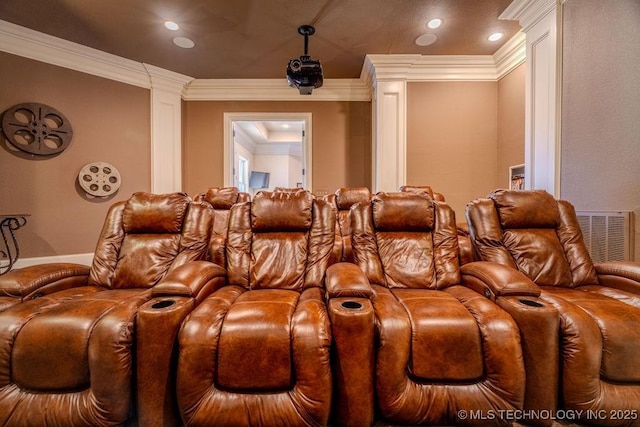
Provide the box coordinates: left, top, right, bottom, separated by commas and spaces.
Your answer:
13, 253, 94, 269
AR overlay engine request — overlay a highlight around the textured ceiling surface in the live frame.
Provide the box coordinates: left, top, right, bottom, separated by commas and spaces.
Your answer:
0, 0, 521, 79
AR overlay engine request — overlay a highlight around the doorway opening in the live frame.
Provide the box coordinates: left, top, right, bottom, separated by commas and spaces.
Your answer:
223, 113, 312, 196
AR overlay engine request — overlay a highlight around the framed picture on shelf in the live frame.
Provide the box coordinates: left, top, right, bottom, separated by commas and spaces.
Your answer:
509, 164, 525, 190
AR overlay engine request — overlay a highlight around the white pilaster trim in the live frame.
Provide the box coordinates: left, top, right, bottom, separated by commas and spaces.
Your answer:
372, 80, 406, 192
501, 0, 562, 196
144, 65, 193, 194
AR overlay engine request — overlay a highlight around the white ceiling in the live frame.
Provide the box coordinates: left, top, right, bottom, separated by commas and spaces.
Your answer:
234, 120, 304, 156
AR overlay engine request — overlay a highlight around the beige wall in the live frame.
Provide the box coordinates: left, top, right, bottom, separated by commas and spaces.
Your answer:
561, 0, 640, 260
183, 100, 372, 197
0, 52, 150, 258
406, 81, 500, 220
1, 51, 525, 260
497, 63, 525, 189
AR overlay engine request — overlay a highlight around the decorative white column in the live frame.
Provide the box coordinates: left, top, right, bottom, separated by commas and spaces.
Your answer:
371, 79, 407, 193
501, 0, 563, 196
144, 64, 193, 194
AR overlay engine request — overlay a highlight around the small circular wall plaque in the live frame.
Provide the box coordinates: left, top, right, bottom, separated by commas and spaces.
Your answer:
78, 162, 121, 197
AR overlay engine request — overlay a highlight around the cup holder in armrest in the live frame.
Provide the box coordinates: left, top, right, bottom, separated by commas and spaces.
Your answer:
519, 299, 544, 308
341, 301, 363, 310
151, 299, 176, 309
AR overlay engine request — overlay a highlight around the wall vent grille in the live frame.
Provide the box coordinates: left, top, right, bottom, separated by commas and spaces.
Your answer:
575, 211, 634, 262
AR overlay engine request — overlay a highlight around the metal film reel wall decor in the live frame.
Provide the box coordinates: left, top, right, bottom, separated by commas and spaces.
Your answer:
1, 103, 73, 156
78, 162, 121, 197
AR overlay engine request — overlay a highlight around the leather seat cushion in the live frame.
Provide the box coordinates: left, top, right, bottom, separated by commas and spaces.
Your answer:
217, 289, 299, 391
12, 289, 147, 391
543, 287, 640, 381
393, 289, 484, 381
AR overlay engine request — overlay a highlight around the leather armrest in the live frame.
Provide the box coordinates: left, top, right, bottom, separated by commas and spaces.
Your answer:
137, 296, 195, 427
325, 262, 374, 299
461, 261, 540, 299
595, 261, 640, 294
0, 263, 89, 299
152, 261, 227, 305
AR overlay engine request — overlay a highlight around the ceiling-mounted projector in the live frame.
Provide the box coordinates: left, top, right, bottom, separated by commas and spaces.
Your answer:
287, 25, 323, 95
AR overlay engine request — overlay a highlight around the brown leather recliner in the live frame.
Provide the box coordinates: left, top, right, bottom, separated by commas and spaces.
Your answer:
194, 186, 250, 266
400, 185, 476, 264
466, 189, 640, 425
0, 192, 216, 426
324, 187, 372, 263
172, 190, 336, 426
330, 192, 556, 426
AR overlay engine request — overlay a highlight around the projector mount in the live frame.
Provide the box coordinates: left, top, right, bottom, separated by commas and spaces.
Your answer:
286, 25, 323, 95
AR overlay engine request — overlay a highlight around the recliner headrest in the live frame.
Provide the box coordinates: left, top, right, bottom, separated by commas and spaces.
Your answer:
372, 192, 434, 232
123, 192, 190, 233
489, 189, 560, 229
202, 187, 240, 209
335, 187, 371, 210
399, 185, 435, 198
251, 190, 313, 232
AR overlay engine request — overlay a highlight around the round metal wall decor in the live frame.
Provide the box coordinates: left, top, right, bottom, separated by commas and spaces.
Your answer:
1, 102, 73, 156
78, 162, 121, 197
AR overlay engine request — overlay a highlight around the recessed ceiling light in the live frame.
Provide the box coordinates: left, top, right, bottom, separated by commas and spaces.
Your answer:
415, 33, 438, 47
488, 32, 503, 42
427, 18, 443, 29
173, 37, 195, 49
164, 21, 179, 31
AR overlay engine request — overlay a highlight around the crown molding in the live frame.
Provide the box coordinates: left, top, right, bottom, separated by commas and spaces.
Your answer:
362, 32, 525, 84
234, 125, 258, 153
0, 19, 152, 88
500, 0, 558, 31
143, 63, 194, 95
2, 19, 525, 100
254, 142, 301, 156
493, 31, 526, 78
182, 78, 371, 101
365, 54, 499, 82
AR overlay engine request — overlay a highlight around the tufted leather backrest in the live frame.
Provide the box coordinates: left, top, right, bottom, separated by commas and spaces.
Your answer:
88, 192, 212, 289
226, 190, 335, 291
351, 192, 460, 290
466, 189, 598, 287
400, 185, 476, 264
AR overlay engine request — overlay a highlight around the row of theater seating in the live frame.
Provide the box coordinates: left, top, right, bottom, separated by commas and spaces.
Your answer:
0, 187, 638, 426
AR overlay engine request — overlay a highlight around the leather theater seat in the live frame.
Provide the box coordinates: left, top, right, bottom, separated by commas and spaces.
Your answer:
466, 189, 640, 425
171, 190, 337, 426
194, 186, 250, 266
324, 187, 372, 263
0, 192, 214, 426
400, 185, 477, 264
329, 192, 556, 426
